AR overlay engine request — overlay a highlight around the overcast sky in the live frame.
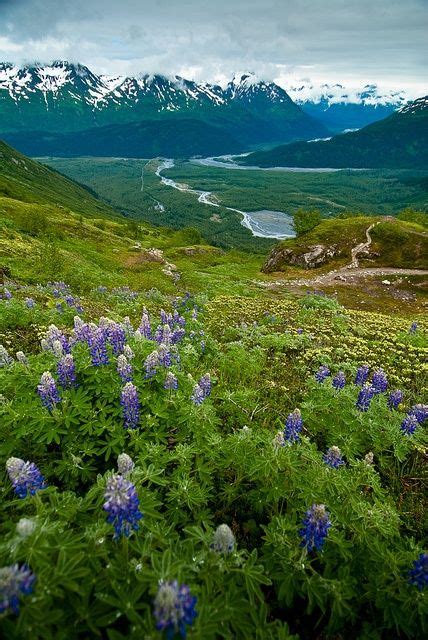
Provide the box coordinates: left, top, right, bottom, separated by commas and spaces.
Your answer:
1, 0, 427, 94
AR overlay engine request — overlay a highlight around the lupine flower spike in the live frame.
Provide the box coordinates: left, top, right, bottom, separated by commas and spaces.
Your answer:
300, 504, 331, 552
409, 404, 428, 425
323, 446, 345, 468
388, 390, 403, 410
120, 382, 140, 429
408, 553, 427, 591
164, 372, 178, 390
103, 474, 142, 539
356, 384, 375, 412
6, 457, 46, 498
117, 355, 133, 382
117, 453, 135, 476
0, 564, 35, 614
153, 580, 197, 639
400, 415, 419, 436
211, 524, 235, 553
409, 322, 418, 334
37, 372, 61, 410
332, 371, 346, 390
191, 383, 204, 405
57, 354, 77, 389
354, 365, 369, 386
284, 408, 303, 443
315, 365, 330, 383
371, 368, 388, 393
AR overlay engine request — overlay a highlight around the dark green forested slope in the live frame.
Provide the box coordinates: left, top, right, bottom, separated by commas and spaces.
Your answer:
0, 140, 119, 218
243, 97, 428, 169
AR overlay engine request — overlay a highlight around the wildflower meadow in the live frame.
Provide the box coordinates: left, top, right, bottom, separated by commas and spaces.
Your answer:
0, 285, 427, 639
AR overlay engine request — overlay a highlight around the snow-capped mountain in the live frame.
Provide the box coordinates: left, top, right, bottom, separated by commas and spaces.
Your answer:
285, 81, 410, 131
0, 62, 329, 155
398, 95, 428, 115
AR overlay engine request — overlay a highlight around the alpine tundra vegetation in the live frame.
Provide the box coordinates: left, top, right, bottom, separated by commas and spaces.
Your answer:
0, 0, 427, 637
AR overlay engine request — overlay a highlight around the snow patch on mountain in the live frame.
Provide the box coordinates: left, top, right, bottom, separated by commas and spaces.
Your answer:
285, 81, 408, 107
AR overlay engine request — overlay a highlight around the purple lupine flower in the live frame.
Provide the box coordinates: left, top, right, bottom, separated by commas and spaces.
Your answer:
0, 564, 36, 615
315, 365, 330, 383
299, 504, 331, 552
123, 344, 134, 360
199, 373, 211, 398
16, 351, 28, 365
191, 383, 204, 405
3, 288, 12, 300
6, 457, 46, 498
191, 307, 198, 320
408, 404, 428, 425
164, 372, 178, 390
37, 372, 61, 410
332, 371, 346, 390
153, 581, 197, 639
90, 328, 109, 366
117, 453, 135, 476
0, 345, 13, 366
73, 316, 92, 343
200, 340, 206, 352
44, 324, 70, 354
138, 312, 152, 339
160, 309, 171, 325
356, 384, 375, 412
122, 316, 134, 338
158, 344, 172, 367
55, 303, 64, 313
171, 328, 186, 344
323, 446, 345, 468
354, 365, 369, 386
272, 430, 285, 448
211, 524, 235, 554
120, 382, 140, 429
409, 322, 418, 334
297, 328, 303, 335
155, 324, 172, 346
372, 368, 388, 394
108, 323, 126, 355
145, 351, 159, 378
57, 354, 77, 389
284, 408, 303, 443
25, 297, 35, 309
408, 553, 428, 591
117, 355, 133, 382
400, 415, 419, 436
388, 389, 403, 410
103, 474, 142, 539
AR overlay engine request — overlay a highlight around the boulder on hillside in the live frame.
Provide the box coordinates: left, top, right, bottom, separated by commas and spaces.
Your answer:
263, 244, 339, 272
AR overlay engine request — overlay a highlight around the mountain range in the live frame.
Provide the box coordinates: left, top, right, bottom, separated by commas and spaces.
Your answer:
242, 96, 428, 169
0, 62, 328, 156
286, 82, 408, 131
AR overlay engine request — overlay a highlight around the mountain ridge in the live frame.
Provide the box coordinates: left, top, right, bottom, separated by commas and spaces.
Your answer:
0, 62, 330, 155
241, 96, 428, 169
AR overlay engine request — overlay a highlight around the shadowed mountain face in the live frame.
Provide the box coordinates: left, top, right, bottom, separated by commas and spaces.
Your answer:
242, 97, 428, 169
0, 63, 328, 156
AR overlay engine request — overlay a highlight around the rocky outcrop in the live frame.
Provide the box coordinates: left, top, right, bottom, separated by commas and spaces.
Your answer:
263, 243, 339, 272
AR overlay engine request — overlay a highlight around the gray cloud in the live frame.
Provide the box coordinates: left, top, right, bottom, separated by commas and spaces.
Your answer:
0, 0, 427, 94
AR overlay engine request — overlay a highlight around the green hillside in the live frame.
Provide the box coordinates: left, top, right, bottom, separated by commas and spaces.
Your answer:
262, 216, 428, 272
0, 140, 119, 219
243, 96, 428, 169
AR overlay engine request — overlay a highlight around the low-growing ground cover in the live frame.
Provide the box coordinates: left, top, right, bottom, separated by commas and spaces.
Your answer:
0, 284, 426, 639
